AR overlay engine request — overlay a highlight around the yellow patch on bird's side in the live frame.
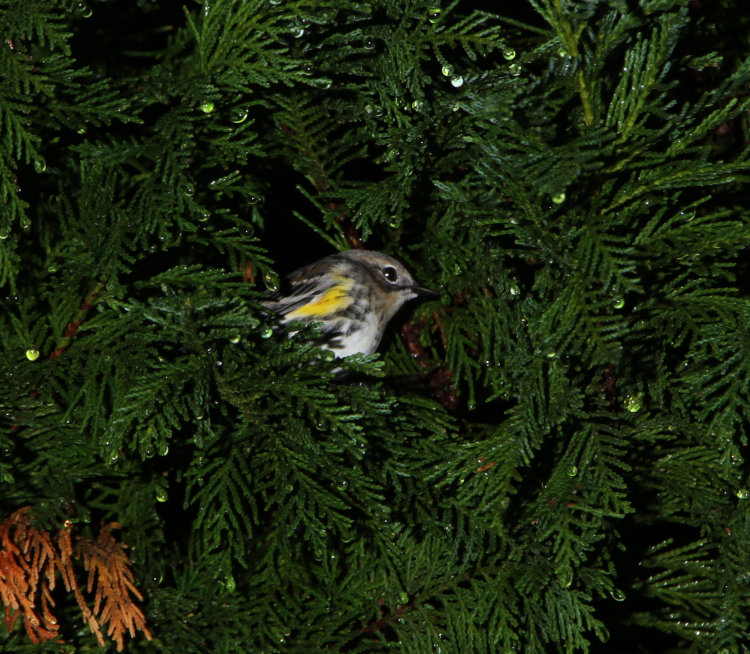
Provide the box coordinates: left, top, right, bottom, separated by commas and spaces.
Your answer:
286, 277, 354, 319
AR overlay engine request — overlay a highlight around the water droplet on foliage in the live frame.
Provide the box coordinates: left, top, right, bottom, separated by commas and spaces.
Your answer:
610, 589, 625, 601
411, 99, 423, 111
263, 271, 280, 292
552, 191, 566, 204
624, 393, 642, 413
428, 7, 441, 23
77, 126, 87, 135
613, 297, 625, 310
231, 109, 248, 123
567, 465, 578, 477
269, 0, 282, 5
441, 65, 452, 77
736, 488, 749, 500
398, 591, 409, 604
25, 349, 40, 361
34, 159, 46, 173
230, 334, 241, 344
76, 3, 93, 18
323, 349, 336, 361
450, 75, 464, 88
0, 229, 9, 240
155, 487, 168, 502
337, 479, 349, 491
261, 326, 273, 339
224, 574, 236, 593
509, 62, 522, 76
363, 37, 375, 50
503, 48, 516, 60
157, 442, 169, 456
200, 101, 215, 114
292, 26, 305, 38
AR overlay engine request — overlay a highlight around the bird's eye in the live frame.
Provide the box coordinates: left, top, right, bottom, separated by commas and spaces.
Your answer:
382, 266, 399, 283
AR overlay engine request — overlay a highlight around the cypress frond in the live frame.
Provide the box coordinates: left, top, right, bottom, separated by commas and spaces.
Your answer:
2, 1, 749, 651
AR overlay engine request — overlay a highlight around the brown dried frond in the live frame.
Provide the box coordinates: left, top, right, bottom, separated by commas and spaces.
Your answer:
0, 507, 60, 643
0, 508, 152, 651
77, 522, 153, 652
58, 524, 105, 648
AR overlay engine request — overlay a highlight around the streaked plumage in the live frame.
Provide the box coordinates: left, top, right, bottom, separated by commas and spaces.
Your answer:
262, 250, 439, 358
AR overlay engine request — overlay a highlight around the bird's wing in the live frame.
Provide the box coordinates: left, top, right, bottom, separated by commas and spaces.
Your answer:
261, 261, 339, 318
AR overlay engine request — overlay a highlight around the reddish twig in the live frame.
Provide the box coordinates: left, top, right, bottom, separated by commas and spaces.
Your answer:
241, 260, 256, 284
401, 318, 458, 412
360, 602, 410, 635
331, 205, 363, 250
49, 280, 106, 360
601, 363, 617, 407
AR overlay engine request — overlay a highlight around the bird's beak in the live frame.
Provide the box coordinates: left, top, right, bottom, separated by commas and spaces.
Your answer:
411, 285, 441, 300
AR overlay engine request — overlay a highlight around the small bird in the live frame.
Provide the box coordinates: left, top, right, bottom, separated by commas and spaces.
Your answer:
262, 250, 439, 359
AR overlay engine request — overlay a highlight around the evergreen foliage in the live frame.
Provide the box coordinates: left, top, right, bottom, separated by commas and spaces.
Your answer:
1, 0, 749, 651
